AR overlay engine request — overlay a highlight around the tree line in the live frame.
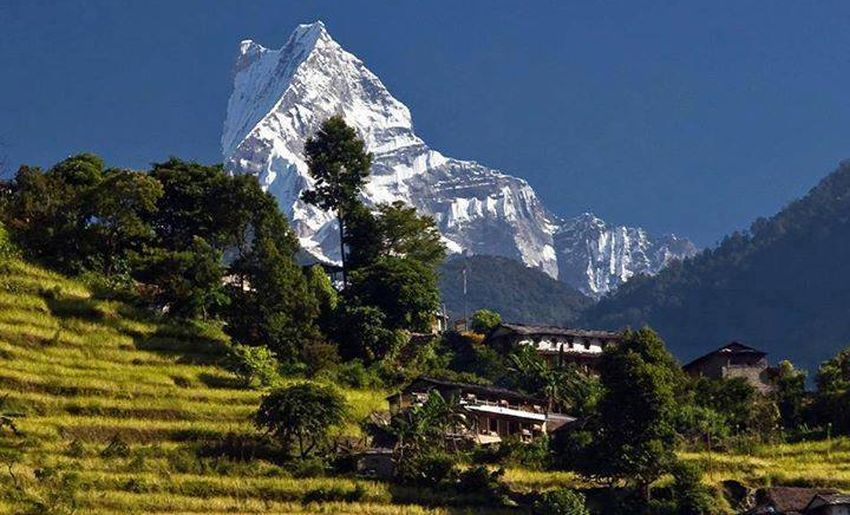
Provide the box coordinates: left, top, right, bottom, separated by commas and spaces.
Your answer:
0, 116, 446, 384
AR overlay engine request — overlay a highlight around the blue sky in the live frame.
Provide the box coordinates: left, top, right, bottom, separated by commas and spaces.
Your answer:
1, 1, 849, 246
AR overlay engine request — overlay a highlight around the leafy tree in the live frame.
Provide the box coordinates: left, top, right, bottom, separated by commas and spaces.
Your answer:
302, 116, 372, 286
89, 169, 162, 275
254, 383, 347, 459
507, 345, 601, 416
226, 343, 280, 388
148, 158, 251, 251
373, 201, 445, 268
1, 156, 104, 273
582, 328, 684, 500
345, 200, 446, 272
134, 237, 227, 319
330, 304, 400, 363
347, 256, 440, 332
533, 488, 590, 515
669, 461, 720, 515
470, 309, 501, 334
225, 185, 320, 359
693, 377, 757, 434
814, 348, 850, 434
773, 360, 807, 431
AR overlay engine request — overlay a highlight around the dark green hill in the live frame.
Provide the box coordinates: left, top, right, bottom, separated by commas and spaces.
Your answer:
582, 160, 850, 373
439, 255, 591, 325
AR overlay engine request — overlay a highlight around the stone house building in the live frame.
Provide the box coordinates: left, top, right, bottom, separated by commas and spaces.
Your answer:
387, 376, 574, 445
482, 323, 621, 374
683, 341, 775, 393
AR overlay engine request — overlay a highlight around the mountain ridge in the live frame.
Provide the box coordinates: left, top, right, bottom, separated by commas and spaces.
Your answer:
582, 160, 850, 372
222, 21, 697, 297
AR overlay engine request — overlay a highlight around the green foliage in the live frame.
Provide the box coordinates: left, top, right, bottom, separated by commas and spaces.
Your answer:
348, 256, 440, 332
570, 328, 684, 496
225, 344, 280, 388
692, 377, 770, 436
135, 237, 227, 318
506, 345, 601, 416
300, 341, 341, 377
675, 404, 730, 447
532, 487, 590, 515
301, 115, 372, 214
0, 156, 162, 275
773, 360, 807, 431
0, 222, 17, 259
225, 189, 320, 359
440, 255, 590, 326
254, 383, 347, 459
814, 347, 850, 434
669, 461, 722, 515
469, 309, 501, 334
331, 304, 401, 364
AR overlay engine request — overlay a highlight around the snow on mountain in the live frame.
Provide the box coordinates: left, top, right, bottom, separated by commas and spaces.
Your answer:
222, 21, 696, 298
554, 213, 697, 298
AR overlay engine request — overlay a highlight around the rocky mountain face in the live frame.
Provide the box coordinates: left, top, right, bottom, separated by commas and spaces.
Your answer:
222, 21, 696, 298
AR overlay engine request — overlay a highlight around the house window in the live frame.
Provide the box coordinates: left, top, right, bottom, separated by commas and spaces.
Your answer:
489, 418, 498, 433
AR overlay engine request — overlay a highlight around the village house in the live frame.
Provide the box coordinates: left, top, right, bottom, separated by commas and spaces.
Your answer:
683, 341, 775, 393
746, 487, 842, 515
804, 494, 850, 515
483, 323, 621, 374
387, 376, 574, 445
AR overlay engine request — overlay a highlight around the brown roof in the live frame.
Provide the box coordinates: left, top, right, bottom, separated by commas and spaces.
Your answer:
805, 493, 850, 512
683, 341, 767, 372
748, 487, 840, 514
488, 323, 621, 340
390, 376, 544, 405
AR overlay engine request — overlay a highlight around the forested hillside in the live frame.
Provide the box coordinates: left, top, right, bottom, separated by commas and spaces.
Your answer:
583, 160, 850, 371
439, 255, 590, 325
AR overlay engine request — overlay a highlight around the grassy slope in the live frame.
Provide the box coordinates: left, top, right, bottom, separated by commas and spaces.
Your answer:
0, 257, 844, 513
0, 258, 574, 513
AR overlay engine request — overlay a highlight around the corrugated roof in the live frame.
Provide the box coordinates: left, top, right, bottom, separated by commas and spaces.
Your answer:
495, 323, 621, 339
390, 376, 544, 404
683, 341, 767, 371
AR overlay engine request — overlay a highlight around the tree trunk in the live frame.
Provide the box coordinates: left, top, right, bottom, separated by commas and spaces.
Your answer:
337, 211, 347, 288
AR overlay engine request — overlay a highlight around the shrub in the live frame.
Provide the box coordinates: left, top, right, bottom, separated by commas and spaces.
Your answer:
469, 309, 501, 334
254, 383, 347, 459
301, 341, 340, 377
302, 483, 366, 504
670, 461, 721, 515
100, 435, 131, 459
290, 456, 329, 478
457, 465, 506, 497
225, 343, 279, 388
533, 488, 590, 515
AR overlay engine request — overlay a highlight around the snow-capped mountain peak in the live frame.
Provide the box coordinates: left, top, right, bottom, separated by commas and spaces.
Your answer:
222, 22, 696, 298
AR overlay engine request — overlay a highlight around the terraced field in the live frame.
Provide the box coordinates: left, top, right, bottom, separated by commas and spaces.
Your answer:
0, 258, 581, 513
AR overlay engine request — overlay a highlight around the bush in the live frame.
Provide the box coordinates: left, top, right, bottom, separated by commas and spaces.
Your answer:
290, 456, 330, 478
335, 359, 382, 389
301, 341, 340, 377
533, 488, 590, 515
0, 223, 19, 259
472, 435, 549, 469
395, 451, 457, 485
225, 343, 279, 388
457, 465, 506, 497
302, 483, 366, 504
670, 461, 721, 515
469, 309, 501, 334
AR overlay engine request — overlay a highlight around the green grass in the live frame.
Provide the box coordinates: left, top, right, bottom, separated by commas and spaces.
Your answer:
3, 256, 842, 512
683, 436, 850, 489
